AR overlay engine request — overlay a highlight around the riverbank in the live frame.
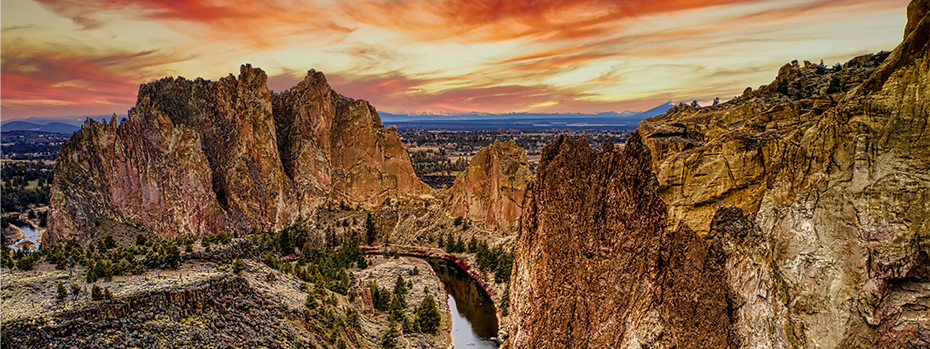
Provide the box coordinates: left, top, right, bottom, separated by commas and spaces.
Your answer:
362, 244, 510, 343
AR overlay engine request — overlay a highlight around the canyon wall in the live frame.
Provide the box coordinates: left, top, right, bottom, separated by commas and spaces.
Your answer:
447, 140, 533, 233
509, 134, 735, 348
509, 1, 929, 347
46, 66, 427, 243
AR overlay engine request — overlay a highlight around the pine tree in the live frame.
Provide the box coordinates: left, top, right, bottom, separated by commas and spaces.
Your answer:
56, 281, 67, 301
393, 274, 407, 298
91, 285, 104, 301
365, 212, 379, 245
415, 294, 441, 333
380, 320, 400, 348
495, 251, 514, 283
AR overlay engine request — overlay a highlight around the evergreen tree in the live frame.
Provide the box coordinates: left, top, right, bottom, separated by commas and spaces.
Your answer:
393, 274, 408, 298
165, 243, 180, 267
85, 268, 98, 283
278, 228, 292, 254
380, 320, 400, 348
388, 294, 405, 322
495, 251, 514, 283
444, 233, 455, 253
415, 294, 441, 333
56, 281, 67, 301
91, 285, 104, 301
365, 212, 379, 245
467, 236, 478, 253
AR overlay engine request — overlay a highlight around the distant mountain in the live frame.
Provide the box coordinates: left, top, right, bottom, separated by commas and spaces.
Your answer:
1, 121, 81, 134
379, 102, 675, 130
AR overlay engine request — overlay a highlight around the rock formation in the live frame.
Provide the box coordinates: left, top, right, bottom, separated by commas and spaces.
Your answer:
509, 1, 929, 347
46, 65, 427, 244
447, 140, 532, 233
509, 134, 734, 348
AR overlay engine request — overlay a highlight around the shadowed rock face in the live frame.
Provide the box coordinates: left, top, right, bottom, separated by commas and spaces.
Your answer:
509, 1, 929, 347
509, 134, 734, 348
47, 65, 427, 243
448, 140, 533, 233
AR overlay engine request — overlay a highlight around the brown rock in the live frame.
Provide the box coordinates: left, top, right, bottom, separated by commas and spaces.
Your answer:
509, 134, 733, 348
46, 65, 427, 243
3, 225, 25, 244
510, 2, 930, 347
447, 140, 532, 233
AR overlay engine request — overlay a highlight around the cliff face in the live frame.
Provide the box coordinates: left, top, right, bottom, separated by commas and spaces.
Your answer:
509, 1, 929, 348
447, 140, 532, 233
509, 135, 734, 348
273, 71, 428, 211
47, 65, 427, 243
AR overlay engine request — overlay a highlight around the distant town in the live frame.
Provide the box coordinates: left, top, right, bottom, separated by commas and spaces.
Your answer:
0, 127, 634, 210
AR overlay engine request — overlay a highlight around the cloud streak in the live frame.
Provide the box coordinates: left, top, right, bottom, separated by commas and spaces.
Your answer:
1, 0, 911, 119
35, 0, 354, 47
345, 0, 754, 42
1, 41, 191, 117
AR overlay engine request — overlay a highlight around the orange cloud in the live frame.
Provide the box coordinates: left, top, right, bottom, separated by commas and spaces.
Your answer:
1, 41, 189, 118
320, 70, 660, 114
345, 0, 754, 42
35, 0, 353, 47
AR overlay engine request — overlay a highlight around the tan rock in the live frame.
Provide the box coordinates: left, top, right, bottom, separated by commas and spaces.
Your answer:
510, 2, 930, 347
447, 140, 532, 233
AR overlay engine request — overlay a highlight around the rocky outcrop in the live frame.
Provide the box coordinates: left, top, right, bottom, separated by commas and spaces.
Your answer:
447, 140, 532, 233
47, 66, 427, 244
274, 70, 429, 211
639, 52, 891, 237
3, 225, 25, 244
1, 275, 314, 349
509, 135, 734, 348
509, 1, 929, 347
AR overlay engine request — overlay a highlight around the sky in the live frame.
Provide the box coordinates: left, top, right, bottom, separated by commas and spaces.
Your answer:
0, 0, 913, 121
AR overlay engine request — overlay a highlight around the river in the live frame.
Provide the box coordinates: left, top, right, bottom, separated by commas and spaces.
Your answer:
428, 259, 499, 349
9, 225, 40, 250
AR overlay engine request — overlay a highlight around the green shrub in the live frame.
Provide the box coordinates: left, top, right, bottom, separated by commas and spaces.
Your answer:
69, 283, 81, 300
91, 285, 103, 301
232, 258, 245, 274
56, 282, 67, 301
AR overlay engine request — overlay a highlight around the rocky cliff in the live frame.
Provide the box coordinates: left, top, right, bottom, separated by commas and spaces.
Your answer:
46, 65, 427, 244
509, 1, 929, 348
509, 134, 735, 348
447, 140, 532, 233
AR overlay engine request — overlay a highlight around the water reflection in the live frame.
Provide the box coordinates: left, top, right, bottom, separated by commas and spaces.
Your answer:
429, 259, 498, 348
10, 225, 40, 250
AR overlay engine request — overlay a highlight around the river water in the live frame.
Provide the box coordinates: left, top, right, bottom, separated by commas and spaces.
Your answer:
10, 225, 40, 250
428, 259, 499, 349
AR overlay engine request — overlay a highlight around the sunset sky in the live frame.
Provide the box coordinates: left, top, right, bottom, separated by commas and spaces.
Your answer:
0, 0, 912, 121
